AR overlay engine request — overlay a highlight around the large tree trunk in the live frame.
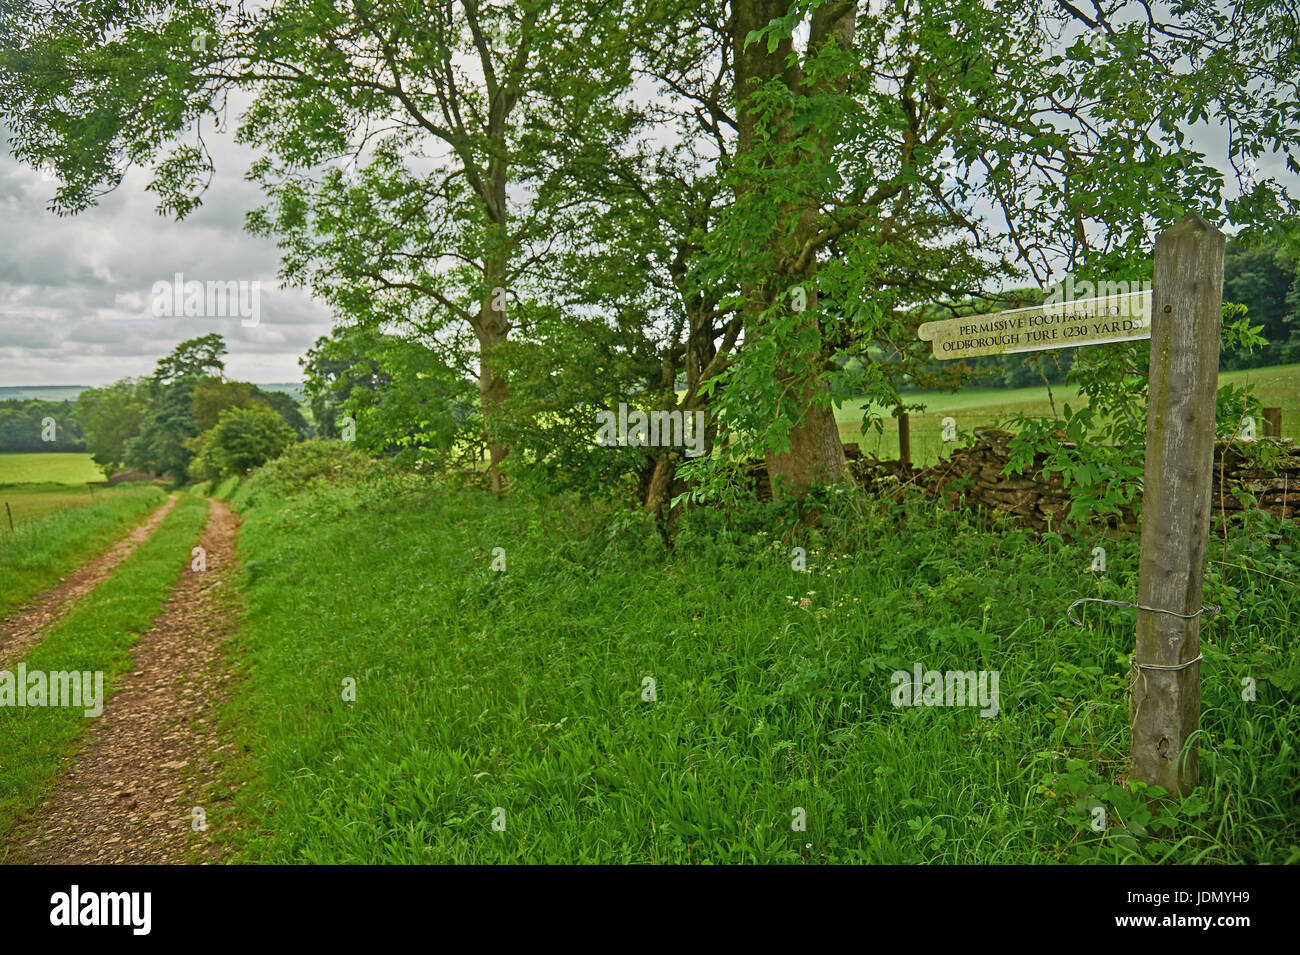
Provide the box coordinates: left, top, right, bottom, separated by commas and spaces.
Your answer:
641, 294, 727, 517
732, 0, 856, 498
764, 209, 850, 494
766, 379, 849, 492
475, 318, 509, 494
477, 164, 511, 494
643, 454, 676, 515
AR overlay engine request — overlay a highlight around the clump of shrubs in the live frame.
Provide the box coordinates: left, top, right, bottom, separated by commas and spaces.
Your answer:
190, 405, 296, 482
231, 439, 375, 509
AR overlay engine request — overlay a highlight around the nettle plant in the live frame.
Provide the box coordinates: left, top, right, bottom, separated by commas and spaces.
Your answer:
1005, 303, 1269, 524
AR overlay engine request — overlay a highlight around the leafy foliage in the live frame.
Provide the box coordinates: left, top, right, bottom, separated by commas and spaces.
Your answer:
229, 438, 375, 511
1005, 304, 1271, 523
189, 405, 296, 482
302, 326, 477, 466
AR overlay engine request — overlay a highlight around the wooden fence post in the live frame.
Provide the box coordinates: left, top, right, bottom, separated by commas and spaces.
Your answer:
1131, 213, 1225, 796
1263, 406, 1282, 437
897, 406, 911, 469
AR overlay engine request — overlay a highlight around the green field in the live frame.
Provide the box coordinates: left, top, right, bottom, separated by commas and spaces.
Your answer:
0, 484, 106, 525
837, 363, 1300, 467
0, 484, 168, 617
0, 453, 105, 485
222, 469, 1299, 864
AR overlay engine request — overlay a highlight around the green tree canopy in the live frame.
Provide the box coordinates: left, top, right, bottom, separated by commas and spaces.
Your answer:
75, 381, 147, 471
154, 333, 227, 385
191, 404, 296, 481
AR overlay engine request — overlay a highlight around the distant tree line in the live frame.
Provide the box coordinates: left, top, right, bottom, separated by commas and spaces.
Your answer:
74, 334, 309, 483
1220, 237, 1300, 370
0, 399, 86, 452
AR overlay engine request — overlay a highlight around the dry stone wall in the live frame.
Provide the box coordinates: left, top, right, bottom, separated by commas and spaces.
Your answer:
742, 430, 1299, 531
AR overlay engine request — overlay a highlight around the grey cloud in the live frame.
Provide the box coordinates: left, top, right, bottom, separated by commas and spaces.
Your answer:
0, 124, 333, 386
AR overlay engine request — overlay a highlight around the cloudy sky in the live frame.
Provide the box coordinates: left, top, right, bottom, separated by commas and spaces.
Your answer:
0, 124, 333, 388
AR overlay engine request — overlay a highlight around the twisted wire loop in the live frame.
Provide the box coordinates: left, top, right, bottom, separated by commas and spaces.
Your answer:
1066, 597, 1221, 629
1067, 597, 1220, 735
1130, 652, 1203, 672
1068, 599, 1214, 719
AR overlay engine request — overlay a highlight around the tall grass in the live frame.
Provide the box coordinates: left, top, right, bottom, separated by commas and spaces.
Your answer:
224, 477, 1299, 863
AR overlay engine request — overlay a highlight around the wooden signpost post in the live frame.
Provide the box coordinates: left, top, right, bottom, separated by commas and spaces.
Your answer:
896, 406, 912, 469
1131, 215, 1224, 796
1263, 406, 1283, 437
918, 213, 1226, 796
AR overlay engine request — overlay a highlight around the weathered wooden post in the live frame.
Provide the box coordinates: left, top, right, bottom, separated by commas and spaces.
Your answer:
896, 406, 912, 469
1263, 406, 1282, 437
1130, 213, 1225, 796
915, 218, 1227, 797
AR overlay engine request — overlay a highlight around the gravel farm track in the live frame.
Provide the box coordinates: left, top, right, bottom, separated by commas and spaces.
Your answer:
1, 498, 243, 864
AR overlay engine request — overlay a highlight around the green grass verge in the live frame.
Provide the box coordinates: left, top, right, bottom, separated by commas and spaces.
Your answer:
227, 478, 1299, 863
0, 493, 209, 845
212, 476, 240, 501
0, 485, 169, 619
0, 453, 105, 484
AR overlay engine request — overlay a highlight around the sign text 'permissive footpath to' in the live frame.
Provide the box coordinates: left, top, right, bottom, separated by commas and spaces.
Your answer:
917, 291, 1151, 360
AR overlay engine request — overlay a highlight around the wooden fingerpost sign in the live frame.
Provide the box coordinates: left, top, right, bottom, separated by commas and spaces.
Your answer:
917, 213, 1226, 797
1132, 214, 1224, 796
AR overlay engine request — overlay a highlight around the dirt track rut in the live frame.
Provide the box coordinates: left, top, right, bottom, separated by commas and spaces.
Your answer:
5, 498, 242, 864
